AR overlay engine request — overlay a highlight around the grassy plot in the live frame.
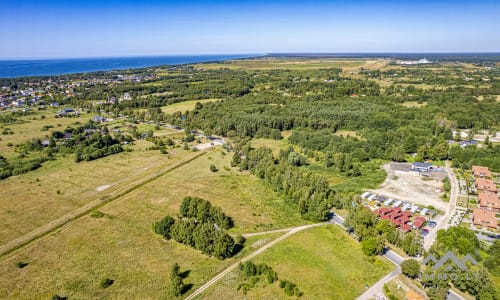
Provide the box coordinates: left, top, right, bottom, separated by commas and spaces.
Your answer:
160, 99, 221, 115
0, 150, 301, 299
0, 110, 91, 159
104, 149, 303, 234
0, 142, 192, 245
251, 137, 289, 157
195, 59, 368, 71
303, 159, 387, 193
200, 226, 393, 300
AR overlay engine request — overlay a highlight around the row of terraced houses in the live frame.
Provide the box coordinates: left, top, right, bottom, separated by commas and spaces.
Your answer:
472, 165, 499, 230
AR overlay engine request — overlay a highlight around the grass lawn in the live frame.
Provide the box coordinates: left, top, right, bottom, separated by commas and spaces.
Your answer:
199, 225, 393, 300
251, 137, 288, 156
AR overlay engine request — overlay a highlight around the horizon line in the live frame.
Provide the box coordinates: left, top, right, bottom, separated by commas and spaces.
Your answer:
1, 51, 500, 60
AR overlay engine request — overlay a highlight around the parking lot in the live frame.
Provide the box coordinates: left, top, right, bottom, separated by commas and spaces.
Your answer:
371, 163, 448, 212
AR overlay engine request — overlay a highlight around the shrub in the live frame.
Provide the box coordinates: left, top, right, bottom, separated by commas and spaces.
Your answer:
15, 261, 28, 268
100, 277, 114, 288
91, 210, 105, 218
210, 164, 218, 172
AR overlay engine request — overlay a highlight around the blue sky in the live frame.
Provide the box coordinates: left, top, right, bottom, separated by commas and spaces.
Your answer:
1, 0, 499, 58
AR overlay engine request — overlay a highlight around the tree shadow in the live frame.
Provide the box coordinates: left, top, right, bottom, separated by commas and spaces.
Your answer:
232, 243, 244, 256
181, 283, 194, 295
179, 269, 191, 279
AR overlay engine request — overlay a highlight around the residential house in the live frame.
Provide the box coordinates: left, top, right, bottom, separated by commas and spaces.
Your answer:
472, 165, 491, 178
478, 193, 500, 212
412, 216, 426, 229
475, 178, 498, 193
472, 209, 498, 230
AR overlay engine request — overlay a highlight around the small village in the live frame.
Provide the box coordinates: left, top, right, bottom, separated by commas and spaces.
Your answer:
360, 161, 499, 257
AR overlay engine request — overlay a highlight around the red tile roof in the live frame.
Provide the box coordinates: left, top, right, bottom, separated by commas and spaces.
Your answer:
401, 211, 412, 218
473, 209, 498, 229
478, 193, 500, 211
400, 224, 412, 232
413, 216, 426, 228
472, 165, 491, 178
475, 178, 497, 193
399, 215, 410, 224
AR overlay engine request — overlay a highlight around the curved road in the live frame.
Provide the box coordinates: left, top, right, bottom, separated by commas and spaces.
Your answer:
184, 223, 325, 300
185, 213, 405, 300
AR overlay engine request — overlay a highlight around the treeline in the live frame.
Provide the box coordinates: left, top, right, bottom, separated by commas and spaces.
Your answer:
449, 144, 500, 171
233, 145, 332, 221
345, 205, 423, 257
0, 155, 50, 180
153, 196, 239, 259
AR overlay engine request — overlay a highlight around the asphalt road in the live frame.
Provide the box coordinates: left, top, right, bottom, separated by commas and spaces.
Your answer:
424, 160, 458, 250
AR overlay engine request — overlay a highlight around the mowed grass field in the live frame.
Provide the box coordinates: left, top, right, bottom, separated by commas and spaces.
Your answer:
200, 225, 393, 300
0, 148, 305, 299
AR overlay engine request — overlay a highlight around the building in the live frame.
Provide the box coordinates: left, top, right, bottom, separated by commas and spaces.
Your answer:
412, 216, 426, 229
475, 178, 498, 193
472, 166, 491, 178
411, 162, 433, 172
478, 193, 500, 212
473, 209, 498, 229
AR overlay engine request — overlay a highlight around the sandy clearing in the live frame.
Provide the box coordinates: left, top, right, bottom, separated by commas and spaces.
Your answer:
372, 163, 448, 211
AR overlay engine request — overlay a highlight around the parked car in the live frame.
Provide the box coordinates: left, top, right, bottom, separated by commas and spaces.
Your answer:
428, 221, 437, 228
421, 228, 429, 236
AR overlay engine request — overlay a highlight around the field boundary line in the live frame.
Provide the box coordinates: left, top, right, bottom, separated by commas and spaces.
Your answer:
0, 151, 207, 259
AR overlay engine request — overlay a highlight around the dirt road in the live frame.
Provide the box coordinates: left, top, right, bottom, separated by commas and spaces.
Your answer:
183, 223, 326, 300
